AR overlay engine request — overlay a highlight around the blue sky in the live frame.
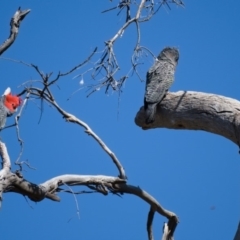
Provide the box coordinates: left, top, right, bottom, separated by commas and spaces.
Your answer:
0, 1, 240, 239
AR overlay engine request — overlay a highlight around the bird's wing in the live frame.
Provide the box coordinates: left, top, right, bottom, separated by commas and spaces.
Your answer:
145, 61, 172, 104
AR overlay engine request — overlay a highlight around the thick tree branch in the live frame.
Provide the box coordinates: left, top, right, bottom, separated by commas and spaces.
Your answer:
6, 172, 178, 224
0, 139, 177, 235
0, 8, 30, 56
6, 174, 126, 202
135, 91, 240, 146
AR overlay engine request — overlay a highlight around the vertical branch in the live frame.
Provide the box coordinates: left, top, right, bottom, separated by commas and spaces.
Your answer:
147, 207, 155, 240
15, 92, 30, 165
0, 141, 11, 208
161, 216, 178, 240
0, 141, 11, 170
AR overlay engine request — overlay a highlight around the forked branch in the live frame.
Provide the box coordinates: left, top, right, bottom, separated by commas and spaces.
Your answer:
29, 86, 127, 179
0, 140, 178, 232
83, 0, 184, 95
14, 62, 180, 239
18, 60, 127, 179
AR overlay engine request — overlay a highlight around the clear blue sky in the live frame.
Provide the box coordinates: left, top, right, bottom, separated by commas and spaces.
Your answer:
0, 1, 240, 239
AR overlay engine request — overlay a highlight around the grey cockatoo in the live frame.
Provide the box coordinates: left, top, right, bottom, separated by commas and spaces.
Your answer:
144, 47, 179, 124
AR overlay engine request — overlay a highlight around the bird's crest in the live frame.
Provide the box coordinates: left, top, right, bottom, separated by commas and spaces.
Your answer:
2, 87, 11, 96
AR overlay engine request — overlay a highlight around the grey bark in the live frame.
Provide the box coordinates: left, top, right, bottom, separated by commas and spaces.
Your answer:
0, 7, 30, 56
135, 91, 240, 147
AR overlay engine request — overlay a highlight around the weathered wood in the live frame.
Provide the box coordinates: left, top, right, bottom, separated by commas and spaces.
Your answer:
135, 91, 240, 146
0, 7, 30, 56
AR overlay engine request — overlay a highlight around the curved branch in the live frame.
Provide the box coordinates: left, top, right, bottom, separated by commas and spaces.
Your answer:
29, 87, 127, 180
16, 173, 177, 222
52, 102, 127, 179
114, 183, 177, 219
135, 91, 240, 146
0, 142, 176, 222
0, 8, 30, 56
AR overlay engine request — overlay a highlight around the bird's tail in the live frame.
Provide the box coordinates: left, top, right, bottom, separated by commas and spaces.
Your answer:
145, 103, 157, 124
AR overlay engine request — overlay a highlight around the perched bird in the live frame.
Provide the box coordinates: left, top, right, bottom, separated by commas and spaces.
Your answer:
144, 47, 179, 124
0, 87, 22, 130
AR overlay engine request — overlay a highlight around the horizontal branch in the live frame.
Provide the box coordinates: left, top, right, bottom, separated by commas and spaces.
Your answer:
4, 174, 125, 202
41, 174, 125, 190
0, 138, 177, 237
135, 91, 240, 146
4, 171, 177, 221
39, 175, 179, 222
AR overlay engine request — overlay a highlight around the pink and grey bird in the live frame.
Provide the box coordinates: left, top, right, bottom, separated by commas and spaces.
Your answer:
144, 47, 179, 124
0, 87, 22, 130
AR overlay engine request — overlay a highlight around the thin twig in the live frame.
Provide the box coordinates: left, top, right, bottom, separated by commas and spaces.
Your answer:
63, 183, 80, 221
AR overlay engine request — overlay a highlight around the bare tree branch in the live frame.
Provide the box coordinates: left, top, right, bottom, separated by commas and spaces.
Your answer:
0, 7, 30, 56
47, 47, 98, 87
9, 55, 184, 237
14, 92, 31, 167
161, 216, 178, 240
0, 56, 32, 67
0, 148, 176, 226
114, 183, 177, 219
135, 91, 240, 147
31, 87, 127, 179
147, 207, 155, 240
0, 142, 11, 206
0, 142, 11, 170
83, 0, 184, 95
21, 64, 127, 179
